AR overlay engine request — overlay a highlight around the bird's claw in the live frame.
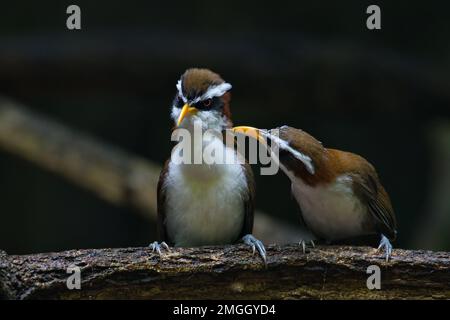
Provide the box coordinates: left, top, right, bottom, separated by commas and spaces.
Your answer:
298, 239, 315, 254
242, 234, 267, 264
377, 234, 393, 262
149, 241, 171, 256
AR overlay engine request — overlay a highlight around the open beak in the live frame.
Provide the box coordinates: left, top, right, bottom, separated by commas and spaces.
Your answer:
177, 104, 198, 126
232, 126, 266, 145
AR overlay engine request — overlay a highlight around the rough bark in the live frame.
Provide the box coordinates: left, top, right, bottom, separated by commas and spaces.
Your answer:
1, 245, 449, 300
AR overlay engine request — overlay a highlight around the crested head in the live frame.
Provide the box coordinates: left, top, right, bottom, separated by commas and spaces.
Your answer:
171, 68, 233, 131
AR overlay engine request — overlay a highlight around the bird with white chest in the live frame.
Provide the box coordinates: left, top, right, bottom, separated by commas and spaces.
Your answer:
233, 125, 398, 261
150, 68, 266, 262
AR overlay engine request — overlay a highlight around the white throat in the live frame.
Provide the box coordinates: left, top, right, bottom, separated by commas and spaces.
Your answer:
164, 135, 248, 246
171, 106, 230, 132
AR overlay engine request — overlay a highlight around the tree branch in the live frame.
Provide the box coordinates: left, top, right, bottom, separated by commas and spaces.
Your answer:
1, 246, 449, 300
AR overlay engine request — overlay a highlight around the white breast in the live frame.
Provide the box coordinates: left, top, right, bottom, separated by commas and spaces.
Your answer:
290, 174, 368, 241
163, 139, 248, 247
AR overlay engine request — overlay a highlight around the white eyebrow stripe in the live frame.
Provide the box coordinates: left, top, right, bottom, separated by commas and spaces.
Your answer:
195, 82, 232, 103
176, 80, 232, 105
261, 130, 315, 175
176, 80, 187, 103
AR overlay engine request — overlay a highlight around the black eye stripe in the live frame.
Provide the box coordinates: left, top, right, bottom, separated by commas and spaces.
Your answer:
174, 94, 222, 110
194, 97, 222, 110
173, 92, 190, 108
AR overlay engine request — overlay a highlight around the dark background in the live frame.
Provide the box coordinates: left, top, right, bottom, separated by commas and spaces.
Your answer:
1, 1, 449, 254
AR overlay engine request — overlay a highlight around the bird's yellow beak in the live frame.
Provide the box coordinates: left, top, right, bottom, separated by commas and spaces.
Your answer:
177, 103, 198, 126
232, 126, 266, 145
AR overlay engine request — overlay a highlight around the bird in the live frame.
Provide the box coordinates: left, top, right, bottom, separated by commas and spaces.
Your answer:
232, 125, 397, 261
149, 68, 266, 263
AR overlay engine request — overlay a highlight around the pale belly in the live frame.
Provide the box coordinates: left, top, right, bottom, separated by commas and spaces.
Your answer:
164, 162, 247, 247
291, 175, 371, 241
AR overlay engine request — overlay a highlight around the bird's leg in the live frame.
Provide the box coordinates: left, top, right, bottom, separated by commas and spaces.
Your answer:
242, 234, 267, 264
149, 241, 171, 256
298, 239, 315, 254
377, 234, 393, 262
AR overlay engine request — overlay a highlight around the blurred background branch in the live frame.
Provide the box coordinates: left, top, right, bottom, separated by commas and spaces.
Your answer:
0, 97, 302, 245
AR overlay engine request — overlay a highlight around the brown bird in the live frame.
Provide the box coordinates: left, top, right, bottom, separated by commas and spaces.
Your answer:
232, 125, 397, 261
150, 68, 266, 262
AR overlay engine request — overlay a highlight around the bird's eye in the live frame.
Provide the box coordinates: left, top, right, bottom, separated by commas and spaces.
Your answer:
202, 98, 212, 108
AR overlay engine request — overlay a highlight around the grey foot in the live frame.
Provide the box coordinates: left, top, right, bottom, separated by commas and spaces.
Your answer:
149, 241, 170, 256
298, 239, 315, 254
377, 234, 393, 262
242, 234, 267, 264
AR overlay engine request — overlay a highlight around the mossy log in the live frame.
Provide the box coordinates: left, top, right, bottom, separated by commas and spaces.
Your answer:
1, 245, 449, 300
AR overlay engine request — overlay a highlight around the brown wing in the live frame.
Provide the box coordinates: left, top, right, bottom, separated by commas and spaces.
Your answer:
238, 162, 255, 238
350, 161, 397, 241
156, 159, 173, 245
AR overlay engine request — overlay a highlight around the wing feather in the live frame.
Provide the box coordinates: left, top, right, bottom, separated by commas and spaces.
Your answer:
238, 163, 255, 238
156, 160, 172, 244
351, 171, 397, 241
